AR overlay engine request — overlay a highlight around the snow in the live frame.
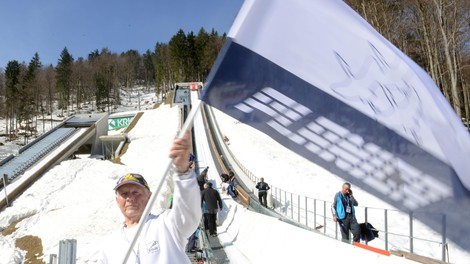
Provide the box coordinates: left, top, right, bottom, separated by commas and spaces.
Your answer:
0, 88, 469, 263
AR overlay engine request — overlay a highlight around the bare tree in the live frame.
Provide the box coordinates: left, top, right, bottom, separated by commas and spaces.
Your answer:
347, 0, 470, 124
38, 65, 56, 130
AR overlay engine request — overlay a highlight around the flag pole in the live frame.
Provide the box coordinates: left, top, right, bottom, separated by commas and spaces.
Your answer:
121, 99, 203, 264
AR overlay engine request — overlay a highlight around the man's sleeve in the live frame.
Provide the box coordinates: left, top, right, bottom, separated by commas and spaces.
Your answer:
217, 192, 223, 209
201, 191, 204, 207
166, 170, 202, 247
351, 196, 358, 206
331, 192, 338, 216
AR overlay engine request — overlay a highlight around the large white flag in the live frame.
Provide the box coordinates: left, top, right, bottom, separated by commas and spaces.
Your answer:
202, 0, 470, 249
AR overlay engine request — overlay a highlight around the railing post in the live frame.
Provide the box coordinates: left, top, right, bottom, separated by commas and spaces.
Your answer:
365, 207, 368, 223
283, 191, 287, 215
409, 211, 414, 254
365, 207, 368, 245
272, 186, 276, 210
323, 200, 327, 235
313, 199, 317, 229
58, 239, 77, 264
290, 193, 294, 219
297, 194, 301, 223
441, 214, 447, 262
49, 254, 57, 264
384, 209, 388, 251
305, 196, 308, 227
3, 174, 9, 206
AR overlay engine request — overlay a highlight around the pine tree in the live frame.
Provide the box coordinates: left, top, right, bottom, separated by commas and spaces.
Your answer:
4, 60, 21, 140
56, 47, 74, 113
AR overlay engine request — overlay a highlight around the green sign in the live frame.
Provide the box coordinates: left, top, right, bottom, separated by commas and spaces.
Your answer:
108, 116, 134, 130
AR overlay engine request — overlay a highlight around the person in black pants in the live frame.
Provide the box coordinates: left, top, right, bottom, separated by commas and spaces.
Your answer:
186, 228, 199, 253
255, 177, 270, 208
331, 182, 361, 243
201, 182, 223, 236
197, 167, 209, 191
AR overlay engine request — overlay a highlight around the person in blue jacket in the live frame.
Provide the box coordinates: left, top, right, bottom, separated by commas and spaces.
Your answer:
331, 182, 360, 243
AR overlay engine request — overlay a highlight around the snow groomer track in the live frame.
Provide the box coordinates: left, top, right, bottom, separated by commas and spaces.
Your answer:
0, 114, 109, 209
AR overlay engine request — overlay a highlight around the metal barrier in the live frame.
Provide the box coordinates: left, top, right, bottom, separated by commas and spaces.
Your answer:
0, 127, 77, 183
49, 254, 57, 264
274, 188, 446, 257
232, 150, 447, 261
195, 219, 215, 263
58, 239, 77, 264
2, 174, 9, 206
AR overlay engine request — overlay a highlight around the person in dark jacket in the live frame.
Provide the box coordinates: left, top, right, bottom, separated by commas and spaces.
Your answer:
227, 170, 237, 198
220, 173, 230, 183
197, 167, 209, 191
255, 177, 270, 208
331, 182, 360, 243
188, 153, 196, 170
201, 182, 223, 236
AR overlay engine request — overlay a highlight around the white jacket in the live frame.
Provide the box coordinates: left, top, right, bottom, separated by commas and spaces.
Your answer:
99, 171, 202, 264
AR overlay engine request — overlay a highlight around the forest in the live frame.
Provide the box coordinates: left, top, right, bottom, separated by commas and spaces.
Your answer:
0, 0, 469, 143
0, 27, 226, 143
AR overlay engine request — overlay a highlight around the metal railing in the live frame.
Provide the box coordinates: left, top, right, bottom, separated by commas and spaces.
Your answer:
48, 239, 77, 264
229, 148, 447, 261
194, 219, 215, 264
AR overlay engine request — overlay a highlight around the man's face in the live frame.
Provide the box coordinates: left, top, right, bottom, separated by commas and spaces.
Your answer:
341, 184, 350, 195
116, 184, 151, 221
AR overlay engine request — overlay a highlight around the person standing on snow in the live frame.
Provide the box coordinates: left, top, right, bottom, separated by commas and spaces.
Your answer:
227, 170, 237, 198
201, 181, 223, 237
98, 131, 201, 263
197, 166, 209, 191
255, 177, 270, 208
331, 182, 360, 243
188, 153, 196, 170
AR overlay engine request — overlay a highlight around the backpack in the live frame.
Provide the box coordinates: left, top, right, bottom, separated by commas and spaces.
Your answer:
359, 222, 379, 242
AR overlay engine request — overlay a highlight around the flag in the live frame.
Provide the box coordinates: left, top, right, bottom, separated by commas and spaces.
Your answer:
201, 0, 470, 248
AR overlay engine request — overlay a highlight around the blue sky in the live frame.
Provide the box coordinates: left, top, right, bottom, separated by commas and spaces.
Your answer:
0, 0, 244, 67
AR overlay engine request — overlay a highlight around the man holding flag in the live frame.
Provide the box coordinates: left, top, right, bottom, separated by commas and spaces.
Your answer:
99, 131, 201, 264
